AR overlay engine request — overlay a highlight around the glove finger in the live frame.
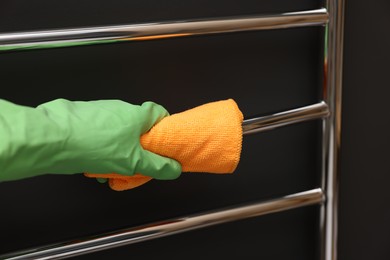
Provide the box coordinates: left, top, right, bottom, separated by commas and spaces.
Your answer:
138, 102, 170, 134
135, 149, 182, 180
97, 178, 108, 184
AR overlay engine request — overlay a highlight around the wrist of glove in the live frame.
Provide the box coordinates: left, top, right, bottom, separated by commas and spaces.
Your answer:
0, 99, 181, 181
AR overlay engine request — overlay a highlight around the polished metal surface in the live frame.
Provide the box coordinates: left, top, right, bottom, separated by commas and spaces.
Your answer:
0, 8, 328, 52
320, 0, 345, 260
242, 102, 329, 135
0, 1, 343, 259
2, 188, 324, 260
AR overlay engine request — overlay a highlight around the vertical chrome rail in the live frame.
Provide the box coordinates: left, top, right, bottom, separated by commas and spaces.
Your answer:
320, 0, 345, 260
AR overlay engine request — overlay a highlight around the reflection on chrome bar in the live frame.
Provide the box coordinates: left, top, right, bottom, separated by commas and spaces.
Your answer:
0, 8, 328, 52
2, 188, 323, 260
243, 102, 330, 135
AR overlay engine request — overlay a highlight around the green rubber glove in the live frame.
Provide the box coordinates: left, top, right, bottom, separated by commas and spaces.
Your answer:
0, 99, 182, 182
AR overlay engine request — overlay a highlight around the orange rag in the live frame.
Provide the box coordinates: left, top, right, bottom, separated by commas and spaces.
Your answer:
85, 99, 243, 191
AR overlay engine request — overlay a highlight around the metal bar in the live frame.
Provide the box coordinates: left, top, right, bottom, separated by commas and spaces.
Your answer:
0, 8, 328, 52
242, 101, 329, 135
320, 0, 345, 260
2, 188, 324, 260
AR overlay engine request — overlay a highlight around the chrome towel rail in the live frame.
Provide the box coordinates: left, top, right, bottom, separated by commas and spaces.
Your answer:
1, 189, 324, 260
0, 1, 345, 259
320, 1, 345, 259
243, 102, 329, 135
0, 8, 328, 52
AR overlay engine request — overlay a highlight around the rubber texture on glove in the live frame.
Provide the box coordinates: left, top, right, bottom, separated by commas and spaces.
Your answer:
0, 99, 181, 181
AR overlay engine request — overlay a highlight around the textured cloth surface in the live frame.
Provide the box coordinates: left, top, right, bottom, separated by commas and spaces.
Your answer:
85, 99, 243, 191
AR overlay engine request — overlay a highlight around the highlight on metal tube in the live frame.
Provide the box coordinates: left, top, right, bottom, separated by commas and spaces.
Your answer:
242, 101, 330, 135
319, 0, 345, 260
0, 8, 328, 52
1, 188, 324, 260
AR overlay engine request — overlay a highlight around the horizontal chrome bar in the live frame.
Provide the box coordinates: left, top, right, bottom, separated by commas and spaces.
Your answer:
242, 101, 330, 135
2, 188, 324, 260
0, 8, 328, 52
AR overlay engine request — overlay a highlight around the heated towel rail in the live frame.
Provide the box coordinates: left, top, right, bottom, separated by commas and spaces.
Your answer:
0, 0, 344, 259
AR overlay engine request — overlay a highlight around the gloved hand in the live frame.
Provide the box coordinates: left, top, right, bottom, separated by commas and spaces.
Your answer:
0, 99, 182, 182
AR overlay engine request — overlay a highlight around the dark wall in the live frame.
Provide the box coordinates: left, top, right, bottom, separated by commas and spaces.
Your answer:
0, 0, 388, 259
339, 1, 390, 259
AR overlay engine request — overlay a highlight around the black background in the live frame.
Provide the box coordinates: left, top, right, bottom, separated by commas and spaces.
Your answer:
339, 0, 390, 259
0, 0, 389, 259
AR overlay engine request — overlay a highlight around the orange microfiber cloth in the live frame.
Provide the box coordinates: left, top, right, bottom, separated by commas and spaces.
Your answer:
85, 99, 243, 191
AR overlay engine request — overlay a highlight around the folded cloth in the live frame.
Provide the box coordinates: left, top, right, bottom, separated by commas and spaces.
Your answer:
85, 99, 243, 191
